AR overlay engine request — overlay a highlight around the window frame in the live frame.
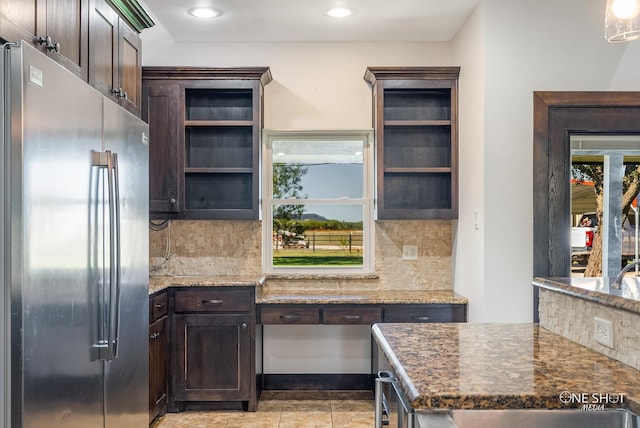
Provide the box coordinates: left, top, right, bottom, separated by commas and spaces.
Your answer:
261, 129, 375, 274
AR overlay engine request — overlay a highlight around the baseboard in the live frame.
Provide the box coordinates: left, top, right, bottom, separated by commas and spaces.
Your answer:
262, 373, 374, 390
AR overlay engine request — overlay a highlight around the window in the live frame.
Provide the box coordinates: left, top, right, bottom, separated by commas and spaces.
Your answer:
262, 130, 374, 273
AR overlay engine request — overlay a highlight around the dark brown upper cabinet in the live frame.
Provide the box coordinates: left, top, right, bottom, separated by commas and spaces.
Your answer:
0, 0, 89, 80
365, 67, 460, 219
142, 67, 272, 220
1, 0, 153, 116
89, 0, 144, 116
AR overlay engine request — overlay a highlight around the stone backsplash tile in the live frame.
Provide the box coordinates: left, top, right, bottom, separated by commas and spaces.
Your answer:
375, 220, 452, 290
149, 220, 262, 276
149, 219, 452, 291
539, 288, 640, 371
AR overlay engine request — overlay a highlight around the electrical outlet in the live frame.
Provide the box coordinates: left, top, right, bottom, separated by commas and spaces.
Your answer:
594, 317, 614, 348
402, 245, 418, 260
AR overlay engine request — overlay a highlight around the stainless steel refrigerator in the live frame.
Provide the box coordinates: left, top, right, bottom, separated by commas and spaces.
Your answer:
1, 41, 149, 428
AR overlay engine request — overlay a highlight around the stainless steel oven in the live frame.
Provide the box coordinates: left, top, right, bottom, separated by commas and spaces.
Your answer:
375, 371, 415, 428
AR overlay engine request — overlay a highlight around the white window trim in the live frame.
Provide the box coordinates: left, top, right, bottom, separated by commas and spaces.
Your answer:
261, 129, 375, 274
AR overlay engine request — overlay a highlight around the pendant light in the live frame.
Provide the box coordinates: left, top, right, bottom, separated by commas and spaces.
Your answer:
605, 0, 640, 42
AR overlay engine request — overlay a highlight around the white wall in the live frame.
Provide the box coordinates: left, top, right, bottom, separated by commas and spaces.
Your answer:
452, 3, 486, 322
141, 24, 452, 129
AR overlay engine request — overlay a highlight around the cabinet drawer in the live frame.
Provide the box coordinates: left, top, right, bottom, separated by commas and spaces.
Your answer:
174, 289, 251, 313
259, 306, 320, 324
383, 304, 466, 323
150, 291, 168, 322
323, 307, 382, 325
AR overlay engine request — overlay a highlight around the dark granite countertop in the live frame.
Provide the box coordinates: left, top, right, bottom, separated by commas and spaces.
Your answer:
149, 275, 266, 294
149, 275, 468, 305
372, 323, 640, 413
532, 277, 640, 315
256, 288, 468, 305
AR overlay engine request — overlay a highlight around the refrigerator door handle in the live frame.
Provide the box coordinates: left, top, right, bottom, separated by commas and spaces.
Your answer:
111, 152, 122, 361
91, 150, 120, 361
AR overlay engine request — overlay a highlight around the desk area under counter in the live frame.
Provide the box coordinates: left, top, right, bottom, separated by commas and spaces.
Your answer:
147, 274, 468, 421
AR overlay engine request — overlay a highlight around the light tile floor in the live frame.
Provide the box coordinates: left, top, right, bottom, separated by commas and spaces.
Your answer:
151, 391, 374, 428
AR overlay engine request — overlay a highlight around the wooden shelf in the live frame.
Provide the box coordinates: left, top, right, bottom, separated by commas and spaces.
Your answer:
384, 120, 451, 127
384, 167, 452, 173
185, 120, 253, 127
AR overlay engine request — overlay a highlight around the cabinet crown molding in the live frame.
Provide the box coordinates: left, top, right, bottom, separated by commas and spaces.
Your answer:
142, 67, 273, 87
364, 66, 460, 87
107, 0, 155, 32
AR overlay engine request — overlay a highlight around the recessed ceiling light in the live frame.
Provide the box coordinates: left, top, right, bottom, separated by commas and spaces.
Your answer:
327, 7, 352, 18
188, 7, 221, 19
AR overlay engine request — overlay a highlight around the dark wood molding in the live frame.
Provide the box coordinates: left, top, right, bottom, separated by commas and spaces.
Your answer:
532, 91, 640, 322
364, 66, 460, 87
142, 66, 273, 87
262, 374, 375, 391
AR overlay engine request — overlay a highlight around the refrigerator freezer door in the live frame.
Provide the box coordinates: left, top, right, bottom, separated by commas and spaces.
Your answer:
102, 99, 149, 428
15, 43, 106, 428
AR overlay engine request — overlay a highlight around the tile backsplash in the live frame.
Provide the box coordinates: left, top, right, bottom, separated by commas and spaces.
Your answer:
149, 219, 453, 291
539, 288, 640, 371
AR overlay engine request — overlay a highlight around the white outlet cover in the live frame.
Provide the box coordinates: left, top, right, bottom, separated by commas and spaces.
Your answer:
402, 245, 418, 260
594, 317, 614, 348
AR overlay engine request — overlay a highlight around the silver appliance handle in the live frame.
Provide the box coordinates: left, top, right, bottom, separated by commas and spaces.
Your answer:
90, 150, 120, 361
106, 151, 122, 361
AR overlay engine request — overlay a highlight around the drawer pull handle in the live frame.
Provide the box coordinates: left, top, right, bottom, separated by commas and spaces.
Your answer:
154, 303, 165, 309
202, 299, 224, 305
149, 331, 162, 339
412, 316, 432, 321
240, 322, 248, 329
280, 314, 301, 320
342, 315, 363, 321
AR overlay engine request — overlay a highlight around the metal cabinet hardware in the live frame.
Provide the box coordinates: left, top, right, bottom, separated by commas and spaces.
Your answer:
35, 36, 60, 53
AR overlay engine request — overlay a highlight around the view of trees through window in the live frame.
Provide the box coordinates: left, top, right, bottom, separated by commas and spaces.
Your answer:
571, 139, 640, 277
263, 131, 372, 271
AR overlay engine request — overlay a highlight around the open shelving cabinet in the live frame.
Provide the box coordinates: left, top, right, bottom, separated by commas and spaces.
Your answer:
143, 67, 272, 219
364, 67, 460, 219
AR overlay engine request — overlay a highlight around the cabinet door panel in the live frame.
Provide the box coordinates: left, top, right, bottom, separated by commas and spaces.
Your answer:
88, 0, 117, 99
143, 83, 181, 215
0, 0, 37, 38
118, 18, 141, 115
173, 314, 251, 401
45, 0, 87, 79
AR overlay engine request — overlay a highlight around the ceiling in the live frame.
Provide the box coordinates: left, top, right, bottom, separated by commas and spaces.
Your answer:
139, 0, 481, 43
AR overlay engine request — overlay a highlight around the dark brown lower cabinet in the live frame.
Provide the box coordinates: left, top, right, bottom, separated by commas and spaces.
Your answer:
149, 291, 168, 423
173, 314, 252, 401
170, 287, 257, 412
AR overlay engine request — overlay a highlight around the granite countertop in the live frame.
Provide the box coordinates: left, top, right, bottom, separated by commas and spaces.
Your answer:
149, 275, 468, 305
533, 277, 640, 315
256, 288, 468, 305
149, 275, 266, 294
372, 323, 640, 414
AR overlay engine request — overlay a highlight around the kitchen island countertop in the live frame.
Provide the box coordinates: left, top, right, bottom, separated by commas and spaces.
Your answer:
372, 323, 640, 414
533, 276, 640, 315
